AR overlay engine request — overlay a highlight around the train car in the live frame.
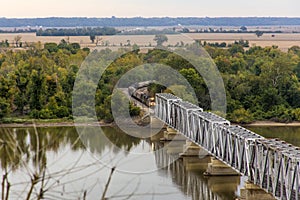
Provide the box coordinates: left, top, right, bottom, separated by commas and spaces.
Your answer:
128, 81, 156, 106
128, 86, 137, 96
131, 90, 148, 105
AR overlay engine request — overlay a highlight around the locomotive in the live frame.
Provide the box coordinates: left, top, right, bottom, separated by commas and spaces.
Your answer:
128, 81, 155, 107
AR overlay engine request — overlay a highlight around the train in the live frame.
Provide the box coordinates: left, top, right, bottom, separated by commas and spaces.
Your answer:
128, 81, 156, 107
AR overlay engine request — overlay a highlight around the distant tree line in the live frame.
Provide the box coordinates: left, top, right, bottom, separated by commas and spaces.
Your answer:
198, 40, 250, 48
120, 28, 177, 35
0, 28, 37, 33
1, 17, 300, 27
36, 27, 118, 36
179, 27, 282, 34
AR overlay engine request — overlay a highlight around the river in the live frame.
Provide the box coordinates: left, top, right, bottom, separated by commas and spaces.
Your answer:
0, 125, 298, 200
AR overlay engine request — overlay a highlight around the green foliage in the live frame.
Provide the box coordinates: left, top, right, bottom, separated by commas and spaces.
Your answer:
229, 108, 254, 124
292, 108, 300, 121
129, 103, 141, 117
153, 34, 168, 46
0, 43, 89, 120
229, 44, 244, 55
37, 27, 118, 36
0, 97, 9, 118
0, 39, 9, 47
44, 43, 58, 53
0, 42, 300, 124
39, 109, 54, 119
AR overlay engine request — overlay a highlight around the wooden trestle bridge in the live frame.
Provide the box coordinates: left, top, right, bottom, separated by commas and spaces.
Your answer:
154, 93, 300, 200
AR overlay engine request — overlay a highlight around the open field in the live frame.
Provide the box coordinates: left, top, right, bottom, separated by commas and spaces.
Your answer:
1, 32, 300, 51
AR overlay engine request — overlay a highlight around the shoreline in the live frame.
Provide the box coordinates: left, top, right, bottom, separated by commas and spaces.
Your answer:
0, 121, 113, 128
239, 121, 300, 127
0, 120, 300, 128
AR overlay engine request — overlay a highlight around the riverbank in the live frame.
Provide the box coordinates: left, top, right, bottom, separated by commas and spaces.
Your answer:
0, 122, 113, 128
1, 118, 300, 128
0, 118, 113, 128
240, 121, 300, 127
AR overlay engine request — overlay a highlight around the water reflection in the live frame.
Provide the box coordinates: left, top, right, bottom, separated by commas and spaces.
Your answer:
0, 126, 245, 199
0, 126, 142, 200
154, 142, 241, 200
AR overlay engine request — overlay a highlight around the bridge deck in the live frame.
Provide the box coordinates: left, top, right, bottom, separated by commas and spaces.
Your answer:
155, 93, 300, 200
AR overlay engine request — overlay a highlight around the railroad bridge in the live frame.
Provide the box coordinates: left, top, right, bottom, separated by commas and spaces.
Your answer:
154, 93, 300, 200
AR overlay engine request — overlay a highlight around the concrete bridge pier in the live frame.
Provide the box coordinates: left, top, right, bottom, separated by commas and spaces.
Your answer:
165, 141, 186, 154
239, 182, 275, 200
182, 156, 211, 171
180, 141, 209, 157
207, 176, 241, 195
204, 157, 240, 176
160, 127, 186, 141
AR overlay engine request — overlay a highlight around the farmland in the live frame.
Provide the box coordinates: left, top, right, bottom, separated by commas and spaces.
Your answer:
1, 32, 300, 51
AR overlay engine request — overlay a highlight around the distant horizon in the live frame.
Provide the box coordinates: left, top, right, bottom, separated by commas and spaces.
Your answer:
1, 17, 300, 28
2, 16, 300, 19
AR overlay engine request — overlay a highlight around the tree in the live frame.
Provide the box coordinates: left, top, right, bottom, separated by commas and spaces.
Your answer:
240, 26, 247, 32
44, 43, 58, 53
154, 34, 168, 46
14, 35, 22, 47
230, 108, 254, 124
0, 97, 9, 118
255, 30, 264, 37
229, 44, 244, 55
90, 34, 96, 43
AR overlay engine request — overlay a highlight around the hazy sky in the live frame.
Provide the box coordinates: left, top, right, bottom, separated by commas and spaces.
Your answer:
2, 0, 299, 18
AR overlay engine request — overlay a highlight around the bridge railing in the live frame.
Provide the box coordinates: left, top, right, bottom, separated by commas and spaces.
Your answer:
252, 139, 300, 200
154, 93, 300, 200
155, 93, 181, 125
170, 101, 203, 135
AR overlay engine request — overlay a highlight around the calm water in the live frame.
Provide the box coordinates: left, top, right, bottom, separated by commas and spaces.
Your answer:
246, 126, 300, 147
0, 125, 299, 200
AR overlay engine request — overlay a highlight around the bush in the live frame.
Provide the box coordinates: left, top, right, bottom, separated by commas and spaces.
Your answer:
229, 108, 254, 124
0, 97, 9, 118
54, 106, 70, 118
29, 109, 40, 118
292, 108, 300, 121
44, 43, 58, 53
129, 103, 141, 116
39, 109, 55, 119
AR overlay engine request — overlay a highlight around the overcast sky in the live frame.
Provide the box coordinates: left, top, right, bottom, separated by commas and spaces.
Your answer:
2, 0, 299, 18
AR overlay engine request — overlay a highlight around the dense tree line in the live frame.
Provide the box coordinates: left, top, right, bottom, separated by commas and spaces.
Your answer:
207, 44, 300, 123
36, 27, 118, 36
0, 41, 300, 123
120, 28, 177, 35
0, 28, 37, 33
0, 40, 89, 120
198, 40, 249, 48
